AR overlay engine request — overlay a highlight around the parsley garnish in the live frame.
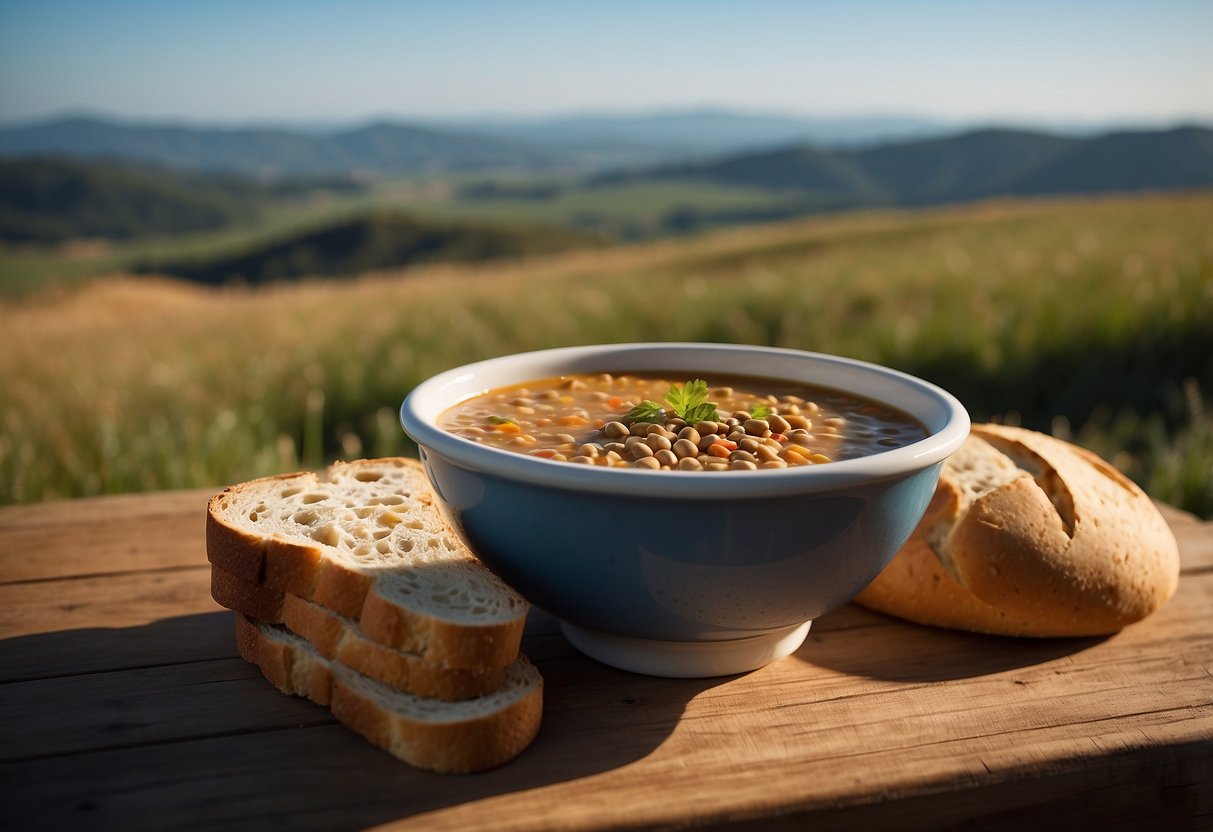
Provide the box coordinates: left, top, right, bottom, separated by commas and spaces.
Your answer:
488, 415, 517, 426
667, 379, 720, 423
750, 403, 772, 420
623, 379, 721, 424
624, 400, 665, 423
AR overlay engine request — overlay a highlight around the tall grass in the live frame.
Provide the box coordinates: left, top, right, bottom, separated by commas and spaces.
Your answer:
3, 193, 1211, 515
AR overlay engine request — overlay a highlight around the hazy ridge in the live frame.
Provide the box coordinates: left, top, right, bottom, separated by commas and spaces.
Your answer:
612, 126, 1213, 207
4, 111, 1206, 177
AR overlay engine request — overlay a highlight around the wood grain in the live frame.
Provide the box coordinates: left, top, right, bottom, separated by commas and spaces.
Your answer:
0, 488, 212, 582
0, 491, 1210, 831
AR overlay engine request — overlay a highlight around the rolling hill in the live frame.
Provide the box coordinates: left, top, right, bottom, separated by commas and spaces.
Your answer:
1000, 126, 1213, 195
629, 126, 1213, 208
133, 211, 601, 284
0, 156, 260, 243
0, 156, 365, 244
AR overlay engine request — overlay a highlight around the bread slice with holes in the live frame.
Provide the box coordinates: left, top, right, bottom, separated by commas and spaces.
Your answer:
235, 614, 543, 774
854, 424, 1180, 637
211, 564, 510, 700
207, 458, 528, 670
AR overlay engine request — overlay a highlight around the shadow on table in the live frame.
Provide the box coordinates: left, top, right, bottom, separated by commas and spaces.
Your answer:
2, 609, 717, 832
790, 603, 1108, 683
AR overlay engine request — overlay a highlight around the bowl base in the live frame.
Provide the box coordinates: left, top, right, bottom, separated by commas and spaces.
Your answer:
558, 620, 812, 678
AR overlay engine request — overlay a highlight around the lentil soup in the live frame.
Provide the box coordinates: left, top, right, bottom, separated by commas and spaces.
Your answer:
438, 373, 928, 472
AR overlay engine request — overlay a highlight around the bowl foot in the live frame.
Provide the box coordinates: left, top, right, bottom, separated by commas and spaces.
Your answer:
558, 620, 811, 678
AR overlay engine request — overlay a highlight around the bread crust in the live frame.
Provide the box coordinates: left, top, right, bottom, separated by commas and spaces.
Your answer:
235, 615, 543, 774
206, 458, 527, 669
206, 472, 303, 583
213, 565, 510, 700
359, 590, 524, 671
212, 565, 284, 622
852, 532, 1050, 635
856, 424, 1180, 637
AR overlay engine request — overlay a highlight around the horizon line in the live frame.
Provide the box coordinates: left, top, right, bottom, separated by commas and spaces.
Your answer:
3, 105, 1213, 133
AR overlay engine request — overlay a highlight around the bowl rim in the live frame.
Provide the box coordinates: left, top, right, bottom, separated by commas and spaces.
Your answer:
400, 343, 970, 498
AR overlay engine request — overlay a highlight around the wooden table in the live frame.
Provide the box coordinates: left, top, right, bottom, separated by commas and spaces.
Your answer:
1, 489, 1210, 831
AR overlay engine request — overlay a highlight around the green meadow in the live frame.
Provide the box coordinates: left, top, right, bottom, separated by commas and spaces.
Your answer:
3, 193, 1211, 515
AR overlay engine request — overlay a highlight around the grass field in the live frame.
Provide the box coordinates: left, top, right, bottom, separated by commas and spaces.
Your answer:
3, 192, 1211, 515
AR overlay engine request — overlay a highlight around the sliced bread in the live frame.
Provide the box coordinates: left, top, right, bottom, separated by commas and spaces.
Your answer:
855, 424, 1180, 637
207, 458, 528, 670
212, 564, 509, 700
235, 615, 543, 774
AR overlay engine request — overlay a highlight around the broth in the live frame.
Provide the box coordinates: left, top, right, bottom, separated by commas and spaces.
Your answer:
439, 372, 927, 471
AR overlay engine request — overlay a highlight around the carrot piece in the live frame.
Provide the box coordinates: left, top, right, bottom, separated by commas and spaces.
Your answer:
783, 447, 809, 465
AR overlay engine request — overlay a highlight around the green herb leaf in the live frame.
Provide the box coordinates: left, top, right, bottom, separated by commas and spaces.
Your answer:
623, 380, 722, 424
624, 400, 665, 423
750, 403, 772, 420
683, 402, 722, 423
663, 379, 720, 423
488, 415, 517, 426
665, 379, 706, 415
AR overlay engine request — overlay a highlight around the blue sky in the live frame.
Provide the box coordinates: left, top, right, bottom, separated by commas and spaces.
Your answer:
1, 0, 1210, 125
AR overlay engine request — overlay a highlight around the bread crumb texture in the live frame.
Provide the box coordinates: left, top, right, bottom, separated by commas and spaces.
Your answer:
210, 459, 527, 627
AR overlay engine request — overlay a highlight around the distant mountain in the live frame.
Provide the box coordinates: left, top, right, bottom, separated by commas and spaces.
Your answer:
631, 126, 1213, 209
446, 110, 951, 153
0, 111, 958, 177
134, 211, 601, 284
0, 116, 563, 176
5, 112, 1205, 184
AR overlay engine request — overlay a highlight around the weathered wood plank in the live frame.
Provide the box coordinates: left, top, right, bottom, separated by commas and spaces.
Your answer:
0, 488, 214, 532
0, 565, 216, 640
0, 489, 211, 583
0, 608, 234, 684
2, 572, 1208, 791
0, 516, 208, 584
1, 663, 1207, 832
0, 657, 335, 762
0, 491, 1208, 831
1171, 521, 1213, 574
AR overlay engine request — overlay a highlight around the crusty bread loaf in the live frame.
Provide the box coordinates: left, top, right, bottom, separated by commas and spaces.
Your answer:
855, 424, 1180, 637
235, 615, 543, 774
207, 458, 527, 670
212, 565, 510, 700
